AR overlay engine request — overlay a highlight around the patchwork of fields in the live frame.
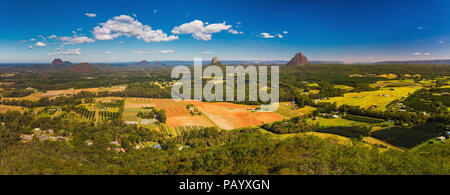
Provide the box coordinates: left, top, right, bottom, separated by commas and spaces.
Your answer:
124, 98, 214, 128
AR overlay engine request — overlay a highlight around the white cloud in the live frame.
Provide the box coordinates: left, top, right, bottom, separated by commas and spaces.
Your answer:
38, 35, 47, 41
260, 32, 275, 38
439, 40, 445, 44
132, 13, 137, 17
93, 15, 178, 42
59, 35, 95, 44
30, 38, 37, 42
171, 20, 232, 41
48, 48, 82, 56
34, 42, 46, 47
85, 13, 96, 18
77, 28, 83, 31
276, 34, 283, 38
105, 51, 112, 54
228, 29, 243, 35
283, 31, 288, 34
412, 52, 421, 55
424, 53, 430, 56
133, 49, 174, 54
202, 51, 214, 55
28, 45, 33, 49
48, 35, 57, 39
417, 26, 426, 30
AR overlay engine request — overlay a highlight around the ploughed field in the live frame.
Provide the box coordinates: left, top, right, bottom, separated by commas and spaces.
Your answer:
124, 98, 214, 128
186, 101, 284, 130
124, 98, 284, 130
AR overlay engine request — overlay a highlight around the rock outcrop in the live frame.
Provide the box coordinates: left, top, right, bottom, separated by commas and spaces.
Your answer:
51, 58, 71, 69
211, 57, 219, 64
286, 52, 310, 66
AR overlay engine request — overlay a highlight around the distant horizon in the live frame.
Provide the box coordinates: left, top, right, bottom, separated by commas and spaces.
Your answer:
2, 57, 450, 65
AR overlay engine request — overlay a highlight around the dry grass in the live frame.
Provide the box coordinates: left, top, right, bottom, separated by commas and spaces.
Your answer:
0, 105, 25, 113
275, 102, 316, 118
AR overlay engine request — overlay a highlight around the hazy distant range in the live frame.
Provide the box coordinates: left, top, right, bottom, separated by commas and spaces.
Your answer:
1, 59, 450, 67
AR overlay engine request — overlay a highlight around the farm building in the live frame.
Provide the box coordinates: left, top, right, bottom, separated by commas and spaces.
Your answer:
153, 144, 161, 149
436, 136, 446, 141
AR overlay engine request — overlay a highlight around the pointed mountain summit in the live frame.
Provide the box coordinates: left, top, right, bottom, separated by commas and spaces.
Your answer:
51, 58, 72, 69
210, 57, 222, 65
286, 52, 310, 66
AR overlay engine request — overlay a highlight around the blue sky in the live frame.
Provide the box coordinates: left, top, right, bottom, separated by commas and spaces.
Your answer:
0, 0, 449, 63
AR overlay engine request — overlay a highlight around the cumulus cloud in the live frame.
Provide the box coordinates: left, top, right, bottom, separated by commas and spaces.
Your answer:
276, 34, 283, 38
48, 48, 82, 56
259, 32, 275, 38
133, 49, 174, 54
171, 20, 232, 41
424, 53, 430, 56
48, 35, 57, 39
59, 35, 95, 44
412, 52, 421, 55
283, 31, 288, 34
34, 42, 46, 47
28, 45, 33, 49
85, 13, 96, 18
93, 15, 178, 42
30, 38, 37, 42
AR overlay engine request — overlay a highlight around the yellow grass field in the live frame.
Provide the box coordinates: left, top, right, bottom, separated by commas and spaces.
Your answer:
321, 86, 420, 111
370, 79, 417, 88
306, 83, 319, 87
334, 84, 354, 91
378, 73, 397, 79
275, 102, 316, 118
0, 105, 25, 113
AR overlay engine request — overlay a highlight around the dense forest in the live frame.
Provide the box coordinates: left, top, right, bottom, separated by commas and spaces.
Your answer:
0, 112, 448, 175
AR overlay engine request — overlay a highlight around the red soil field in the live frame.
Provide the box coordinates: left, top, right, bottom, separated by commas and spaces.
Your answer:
186, 101, 284, 130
